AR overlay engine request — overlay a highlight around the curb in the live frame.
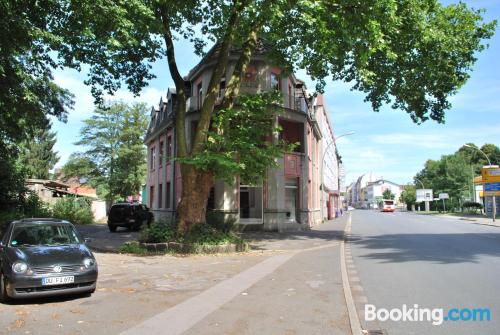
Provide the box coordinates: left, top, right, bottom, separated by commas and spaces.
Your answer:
341, 213, 364, 335
137, 241, 250, 254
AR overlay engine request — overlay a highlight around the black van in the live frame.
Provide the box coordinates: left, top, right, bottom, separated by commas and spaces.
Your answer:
107, 203, 153, 232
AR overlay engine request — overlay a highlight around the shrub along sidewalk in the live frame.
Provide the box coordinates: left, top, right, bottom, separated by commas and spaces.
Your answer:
120, 215, 249, 255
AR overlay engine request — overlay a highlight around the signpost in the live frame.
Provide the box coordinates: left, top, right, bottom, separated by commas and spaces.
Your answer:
439, 193, 449, 212
416, 189, 433, 212
482, 167, 500, 222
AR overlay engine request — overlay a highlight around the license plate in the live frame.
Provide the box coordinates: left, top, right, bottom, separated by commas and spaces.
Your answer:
42, 276, 75, 286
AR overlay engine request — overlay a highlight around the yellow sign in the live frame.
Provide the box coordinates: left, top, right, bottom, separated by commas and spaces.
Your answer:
482, 167, 500, 183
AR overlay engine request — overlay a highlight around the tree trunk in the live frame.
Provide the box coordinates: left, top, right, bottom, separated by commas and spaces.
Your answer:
176, 164, 214, 233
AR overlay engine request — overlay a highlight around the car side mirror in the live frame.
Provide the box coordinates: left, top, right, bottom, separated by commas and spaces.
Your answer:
84, 238, 92, 244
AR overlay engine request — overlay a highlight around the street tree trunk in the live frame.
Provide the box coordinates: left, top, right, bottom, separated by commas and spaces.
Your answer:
159, 1, 268, 232
176, 164, 214, 233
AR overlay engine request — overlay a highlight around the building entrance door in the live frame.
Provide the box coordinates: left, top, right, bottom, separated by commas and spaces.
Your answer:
239, 185, 263, 224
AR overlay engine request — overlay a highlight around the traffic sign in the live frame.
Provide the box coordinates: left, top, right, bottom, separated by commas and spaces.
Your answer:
485, 182, 500, 191
416, 189, 433, 202
482, 167, 500, 183
439, 193, 449, 200
484, 182, 500, 196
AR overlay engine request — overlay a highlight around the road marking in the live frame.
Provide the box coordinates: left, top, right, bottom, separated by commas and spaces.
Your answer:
341, 213, 364, 335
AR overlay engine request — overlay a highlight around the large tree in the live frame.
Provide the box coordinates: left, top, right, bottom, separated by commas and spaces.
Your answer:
12, 0, 495, 231
0, 0, 73, 148
18, 123, 59, 179
65, 102, 148, 201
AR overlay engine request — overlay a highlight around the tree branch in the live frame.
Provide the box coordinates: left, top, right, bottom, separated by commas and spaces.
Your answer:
192, 0, 247, 154
221, 0, 273, 109
158, 6, 188, 158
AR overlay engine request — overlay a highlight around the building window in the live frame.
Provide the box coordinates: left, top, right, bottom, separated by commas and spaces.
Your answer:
197, 82, 203, 110
166, 135, 172, 160
158, 184, 163, 209
218, 79, 226, 99
150, 147, 155, 171
159, 141, 164, 167
166, 182, 171, 209
149, 185, 154, 209
270, 72, 280, 91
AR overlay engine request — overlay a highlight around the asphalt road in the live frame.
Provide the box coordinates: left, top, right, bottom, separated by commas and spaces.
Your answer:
349, 210, 500, 335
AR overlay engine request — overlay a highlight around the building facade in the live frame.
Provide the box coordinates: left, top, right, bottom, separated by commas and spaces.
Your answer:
363, 179, 403, 209
144, 46, 340, 231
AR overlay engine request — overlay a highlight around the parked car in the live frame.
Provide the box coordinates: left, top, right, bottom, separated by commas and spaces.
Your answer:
0, 218, 98, 302
347, 206, 355, 211
107, 203, 154, 232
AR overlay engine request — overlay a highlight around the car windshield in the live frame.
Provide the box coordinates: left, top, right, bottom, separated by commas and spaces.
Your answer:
9, 224, 81, 247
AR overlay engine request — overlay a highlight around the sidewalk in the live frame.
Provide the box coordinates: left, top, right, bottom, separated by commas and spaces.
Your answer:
2, 217, 353, 335
243, 216, 347, 252
122, 216, 351, 335
415, 212, 499, 228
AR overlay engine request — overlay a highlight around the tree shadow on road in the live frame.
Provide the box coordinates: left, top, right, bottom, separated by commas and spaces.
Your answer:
350, 233, 500, 264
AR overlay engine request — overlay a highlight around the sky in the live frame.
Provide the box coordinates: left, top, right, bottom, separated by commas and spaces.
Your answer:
51, 0, 500, 186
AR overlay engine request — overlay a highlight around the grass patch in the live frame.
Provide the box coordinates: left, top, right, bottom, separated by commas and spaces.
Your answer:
118, 242, 151, 255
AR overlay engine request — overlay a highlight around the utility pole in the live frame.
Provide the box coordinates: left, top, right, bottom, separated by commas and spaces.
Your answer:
321, 132, 354, 221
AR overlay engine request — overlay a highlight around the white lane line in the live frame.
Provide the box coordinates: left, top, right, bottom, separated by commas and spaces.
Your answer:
120, 252, 297, 335
341, 213, 364, 335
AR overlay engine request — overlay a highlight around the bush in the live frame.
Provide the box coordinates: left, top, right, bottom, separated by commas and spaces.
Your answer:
52, 197, 94, 225
462, 201, 483, 213
0, 193, 52, 232
22, 192, 53, 218
181, 223, 242, 245
206, 211, 237, 233
139, 219, 178, 243
139, 216, 243, 246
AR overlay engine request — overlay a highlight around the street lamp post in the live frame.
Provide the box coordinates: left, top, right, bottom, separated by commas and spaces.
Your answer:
464, 145, 496, 222
321, 132, 354, 221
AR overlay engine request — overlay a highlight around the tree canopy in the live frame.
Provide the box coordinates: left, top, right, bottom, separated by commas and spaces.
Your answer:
62, 102, 148, 201
414, 143, 500, 203
18, 124, 59, 179
1, 0, 496, 229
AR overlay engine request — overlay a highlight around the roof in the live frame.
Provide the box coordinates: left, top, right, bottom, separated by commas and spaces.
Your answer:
187, 38, 275, 80
26, 179, 70, 189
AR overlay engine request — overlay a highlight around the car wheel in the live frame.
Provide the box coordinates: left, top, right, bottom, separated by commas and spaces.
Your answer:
0, 273, 9, 303
108, 225, 117, 232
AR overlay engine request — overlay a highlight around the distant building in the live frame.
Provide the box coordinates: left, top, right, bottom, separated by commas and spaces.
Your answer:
352, 173, 380, 208
363, 179, 403, 209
